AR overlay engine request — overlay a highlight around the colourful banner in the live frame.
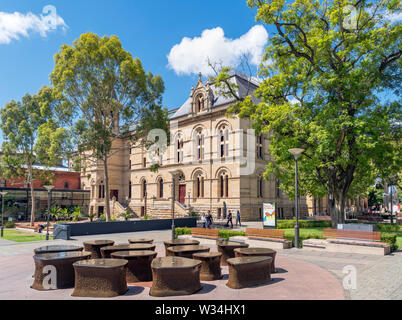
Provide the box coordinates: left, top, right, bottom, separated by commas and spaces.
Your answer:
263, 202, 276, 228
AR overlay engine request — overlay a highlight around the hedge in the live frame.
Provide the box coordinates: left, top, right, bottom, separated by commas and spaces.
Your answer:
174, 227, 245, 240
381, 233, 398, 252
277, 220, 332, 229
376, 223, 401, 232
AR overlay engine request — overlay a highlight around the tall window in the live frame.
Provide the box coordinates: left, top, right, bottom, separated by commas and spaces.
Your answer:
219, 125, 229, 158
275, 180, 281, 198
195, 130, 204, 161
218, 171, 229, 198
158, 178, 164, 198
98, 182, 105, 199
128, 181, 132, 199
196, 94, 204, 113
257, 134, 264, 159
194, 172, 205, 198
141, 179, 147, 199
176, 135, 184, 163
257, 175, 263, 198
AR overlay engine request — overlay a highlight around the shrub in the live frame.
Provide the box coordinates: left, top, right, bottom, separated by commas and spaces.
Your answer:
284, 231, 324, 248
143, 214, 149, 220
218, 230, 245, 240
5, 221, 16, 228
119, 210, 135, 221
277, 220, 331, 229
381, 233, 398, 252
88, 212, 96, 222
189, 211, 199, 217
376, 223, 401, 232
175, 227, 192, 239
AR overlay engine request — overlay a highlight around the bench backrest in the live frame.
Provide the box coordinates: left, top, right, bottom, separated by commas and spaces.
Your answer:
246, 228, 284, 239
323, 228, 381, 241
191, 228, 219, 237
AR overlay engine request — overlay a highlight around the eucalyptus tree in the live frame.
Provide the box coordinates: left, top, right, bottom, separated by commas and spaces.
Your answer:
211, 0, 401, 226
50, 32, 165, 221
0, 87, 69, 226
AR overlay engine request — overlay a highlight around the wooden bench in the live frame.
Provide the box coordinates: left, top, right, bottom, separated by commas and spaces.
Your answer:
246, 228, 285, 242
191, 228, 220, 239
319, 228, 390, 255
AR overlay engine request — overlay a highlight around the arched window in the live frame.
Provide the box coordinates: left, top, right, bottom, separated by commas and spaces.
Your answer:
257, 175, 263, 198
257, 134, 264, 159
196, 94, 204, 113
141, 179, 147, 199
218, 171, 229, 198
157, 178, 164, 198
176, 134, 184, 163
194, 129, 205, 161
98, 181, 105, 199
219, 125, 229, 158
194, 172, 205, 198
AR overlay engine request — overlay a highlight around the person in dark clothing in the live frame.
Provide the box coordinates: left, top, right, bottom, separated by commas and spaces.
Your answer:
236, 210, 241, 227
226, 210, 233, 228
206, 210, 213, 229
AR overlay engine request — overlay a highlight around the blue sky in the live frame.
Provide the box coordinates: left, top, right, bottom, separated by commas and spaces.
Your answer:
0, 1, 269, 143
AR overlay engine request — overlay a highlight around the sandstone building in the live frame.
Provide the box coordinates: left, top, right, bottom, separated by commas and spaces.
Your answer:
80, 73, 367, 221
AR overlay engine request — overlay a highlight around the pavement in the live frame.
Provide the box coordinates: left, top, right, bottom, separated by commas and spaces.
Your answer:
0, 226, 400, 300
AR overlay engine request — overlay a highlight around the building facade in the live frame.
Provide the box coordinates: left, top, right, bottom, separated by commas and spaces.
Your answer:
80, 73, 367, 221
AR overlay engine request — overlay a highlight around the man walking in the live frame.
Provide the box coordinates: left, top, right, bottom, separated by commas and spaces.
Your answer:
226, 210, 233, 228
206, 210, 213, 229
236, 210, 241, 227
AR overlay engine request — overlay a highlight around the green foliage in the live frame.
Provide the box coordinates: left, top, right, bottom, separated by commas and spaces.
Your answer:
218, 230, 246, 240
277, 220, 332, 229
5, 221, 16, 228
283, 231, 324, 248
175, 227, 192, 239
50, 32, 166, 222
88, 212, 96, 222
71, 206, 82, 222
143, 214, 149, 220
189, 211, 199, 217
381, 233, 398, 252
211, 0, 402, 227
119, 210, 135, 221
99, 214, 106, 222
376, 223, 401, 232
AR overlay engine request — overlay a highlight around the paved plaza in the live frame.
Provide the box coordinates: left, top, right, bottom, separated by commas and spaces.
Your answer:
0, 226, 401, 300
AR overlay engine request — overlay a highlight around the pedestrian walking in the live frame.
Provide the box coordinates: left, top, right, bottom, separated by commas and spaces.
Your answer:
226, 210, 233, 228
201, 213, 206, 228
206, 210, 213, 229
236, 210, 241, 227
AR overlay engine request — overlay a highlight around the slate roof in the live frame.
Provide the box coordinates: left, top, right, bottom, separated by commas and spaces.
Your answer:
170, 71, 260, 120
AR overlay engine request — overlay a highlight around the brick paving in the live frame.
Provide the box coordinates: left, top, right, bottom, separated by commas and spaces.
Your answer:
0, 228, 400, 300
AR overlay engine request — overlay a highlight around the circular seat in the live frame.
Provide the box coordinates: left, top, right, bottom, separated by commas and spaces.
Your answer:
101, 243, 156, 258
31, 251, 91, 290
111, 250, 157, 282
167, 245, 210, 259
226, 256, 272, 289
234, 247, 277, 273
72, 259, 128, 297
150, 257, 202, 297
216, 240, 249, 266
192, 252, 222, 281
163, 239, 200, 256
34, 245, 83, 255
83, 240, 115, 259
128, 238, 154, 244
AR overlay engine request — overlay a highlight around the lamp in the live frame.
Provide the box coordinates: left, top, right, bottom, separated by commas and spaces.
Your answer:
0, 191, 8, 237
44, 185, 54, 241
288, 148, 305, 248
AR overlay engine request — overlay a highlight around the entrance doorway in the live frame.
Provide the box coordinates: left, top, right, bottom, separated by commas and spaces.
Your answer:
179, 185, 186, 204
110, 190, 118, 200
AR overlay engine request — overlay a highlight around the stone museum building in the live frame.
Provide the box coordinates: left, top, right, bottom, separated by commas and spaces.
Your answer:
80, 73, 367, 221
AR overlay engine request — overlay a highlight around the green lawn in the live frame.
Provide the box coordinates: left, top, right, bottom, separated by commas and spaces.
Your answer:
1, 229, 53, 242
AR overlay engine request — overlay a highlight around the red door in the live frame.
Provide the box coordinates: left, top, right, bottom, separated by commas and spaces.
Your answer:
179, 185, 186, 204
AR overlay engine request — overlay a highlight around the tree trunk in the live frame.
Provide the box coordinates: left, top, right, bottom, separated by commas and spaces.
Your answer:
103, 156, 111, 222
328, 190, 346, 228
28, 164, 35, 227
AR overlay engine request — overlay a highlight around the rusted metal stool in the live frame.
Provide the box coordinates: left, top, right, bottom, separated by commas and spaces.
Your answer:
150, 257, 202, 297
34, 245, 83, 255
72, 259, 128, 297
216, 240, 249, 266
83, 240, 115, 259
163, 239, 200, 256
101, 243, 156, 258
128, 238, 154, 244
31, 251, 91, 290
192, 252, 222, 281
234, 247, 277, 273
226, 256, 272, 289
111, 250, 157, 282
167, 245, 210, 259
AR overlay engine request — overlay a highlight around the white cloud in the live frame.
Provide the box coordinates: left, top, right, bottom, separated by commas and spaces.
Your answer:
0, 5, 67, 44
167, 25, 268, 76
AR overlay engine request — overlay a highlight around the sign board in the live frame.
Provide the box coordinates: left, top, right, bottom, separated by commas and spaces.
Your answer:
392, 205, 400, 214
263, 202, 276, 229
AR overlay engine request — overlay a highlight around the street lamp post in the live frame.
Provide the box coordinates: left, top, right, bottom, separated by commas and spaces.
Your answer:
0, 191, 8, 237
390, 185, 393, 224
288, 148, 305, 249
44, 185, 54, 241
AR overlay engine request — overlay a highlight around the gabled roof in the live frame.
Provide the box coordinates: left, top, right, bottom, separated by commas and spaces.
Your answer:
170, 71, 260, 120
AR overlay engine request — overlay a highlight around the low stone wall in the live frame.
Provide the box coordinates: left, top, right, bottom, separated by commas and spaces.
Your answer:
53, 218, 197, 240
